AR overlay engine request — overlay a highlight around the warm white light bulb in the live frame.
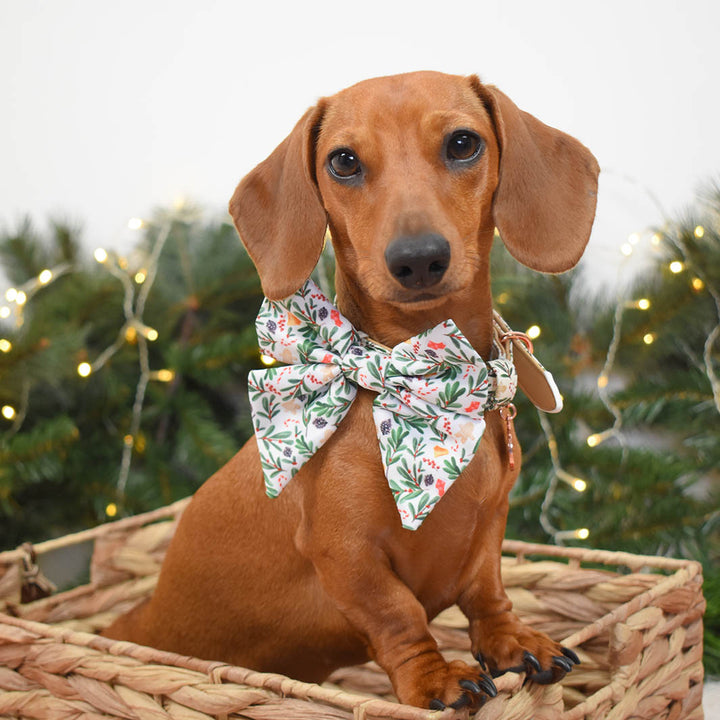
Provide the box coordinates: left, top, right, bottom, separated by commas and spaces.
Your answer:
526, 325, 541, 340
77, 362, 92, 377
573, 479, 588, 493
38, 269, 53, 284
94, 248, 108, 264
669, 261, 684, 274
587, 433, 602, 448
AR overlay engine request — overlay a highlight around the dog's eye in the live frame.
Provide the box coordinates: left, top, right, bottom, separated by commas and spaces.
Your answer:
328, 149, 362, 179
446, 131, 484, 163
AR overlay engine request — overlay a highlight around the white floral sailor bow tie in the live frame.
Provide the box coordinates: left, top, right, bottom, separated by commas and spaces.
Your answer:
248, 279, 530, 530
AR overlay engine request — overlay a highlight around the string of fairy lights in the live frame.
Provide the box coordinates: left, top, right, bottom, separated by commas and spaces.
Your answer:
91, 217, 175, 510
0, 214, 716, 539
671, 224, 720, 414
0, 214, 179, 517
537, 222, 718, 543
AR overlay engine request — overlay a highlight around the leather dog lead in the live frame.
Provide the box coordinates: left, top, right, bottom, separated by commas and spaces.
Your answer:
493, 311, 563, 414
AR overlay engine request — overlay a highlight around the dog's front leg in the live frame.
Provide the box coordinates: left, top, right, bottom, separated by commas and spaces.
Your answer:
297, 524, 496, 711
288, 390, 499, 710
457, 496, 580, 685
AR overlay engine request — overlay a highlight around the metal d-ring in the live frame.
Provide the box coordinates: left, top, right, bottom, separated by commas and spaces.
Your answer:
501, 331, 534, 355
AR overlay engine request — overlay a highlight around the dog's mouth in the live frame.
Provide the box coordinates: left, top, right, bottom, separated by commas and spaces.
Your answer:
396, 292, 441, 304
386, 285, 456, 308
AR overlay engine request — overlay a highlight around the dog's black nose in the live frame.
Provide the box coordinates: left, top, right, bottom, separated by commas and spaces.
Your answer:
385, 233, 451, 289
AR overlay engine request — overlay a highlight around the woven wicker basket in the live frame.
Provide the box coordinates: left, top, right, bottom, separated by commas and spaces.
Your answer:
0, 498, 705, 719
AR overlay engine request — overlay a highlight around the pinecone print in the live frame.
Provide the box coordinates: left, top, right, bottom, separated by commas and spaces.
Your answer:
380, 419, 392, 435
318, 307, 328, 321
313, 417, 328, 429
266, 320, 277, 333
424, 474, 435, 486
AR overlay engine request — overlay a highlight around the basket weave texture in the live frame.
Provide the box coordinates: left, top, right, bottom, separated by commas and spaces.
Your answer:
0, 498, 705, 719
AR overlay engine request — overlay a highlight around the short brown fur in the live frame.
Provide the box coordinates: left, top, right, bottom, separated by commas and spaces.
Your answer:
104, 71, 599, 710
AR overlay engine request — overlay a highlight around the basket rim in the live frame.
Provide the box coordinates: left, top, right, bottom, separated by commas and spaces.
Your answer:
500, 539, 701, 573
0, 610, 460, 720
0, 497, 191, 565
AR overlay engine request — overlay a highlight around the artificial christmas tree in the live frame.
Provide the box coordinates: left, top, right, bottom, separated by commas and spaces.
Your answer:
0, 209, 264, 546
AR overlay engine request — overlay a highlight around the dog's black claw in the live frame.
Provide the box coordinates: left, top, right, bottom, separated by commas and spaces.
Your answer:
450, 693, 471, 710
528, 668, 555, 685
475, 651, 488, 671
523, 651, 542, 673
489, 650, 542, 679
478, 674, 498, 698
429, 698, 446, 710
490, 661, 526, 678
496, 648, 577, 686
561, 646, 580, 665
459, 679, 481, 695
552, 655, 574, 674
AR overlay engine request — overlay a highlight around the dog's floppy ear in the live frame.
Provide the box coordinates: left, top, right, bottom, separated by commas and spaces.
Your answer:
470, 77, 600, 273
229, 105, 327, 299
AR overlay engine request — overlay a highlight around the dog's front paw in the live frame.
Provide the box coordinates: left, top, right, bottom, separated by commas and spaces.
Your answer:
396, 658, 497, 711
471, 614, 580, 686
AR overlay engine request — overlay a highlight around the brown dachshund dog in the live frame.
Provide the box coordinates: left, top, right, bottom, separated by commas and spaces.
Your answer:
104, 71, 599, 711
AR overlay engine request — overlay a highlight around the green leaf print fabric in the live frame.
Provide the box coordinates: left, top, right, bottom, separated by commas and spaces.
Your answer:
248, 280, 517, 530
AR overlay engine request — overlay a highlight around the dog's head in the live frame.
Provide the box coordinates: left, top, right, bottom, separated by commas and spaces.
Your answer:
230, 71, 599, 309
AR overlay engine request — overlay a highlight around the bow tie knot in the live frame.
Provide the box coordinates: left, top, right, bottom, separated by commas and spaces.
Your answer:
249, 280, 518, 530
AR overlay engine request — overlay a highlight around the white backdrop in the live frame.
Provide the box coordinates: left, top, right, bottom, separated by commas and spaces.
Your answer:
1, 0, 719, 287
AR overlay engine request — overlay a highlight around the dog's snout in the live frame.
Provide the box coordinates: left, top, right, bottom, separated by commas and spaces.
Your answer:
384, 233, 451, 289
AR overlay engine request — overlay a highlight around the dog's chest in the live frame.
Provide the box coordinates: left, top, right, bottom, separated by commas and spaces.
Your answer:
385, 429, 508, 608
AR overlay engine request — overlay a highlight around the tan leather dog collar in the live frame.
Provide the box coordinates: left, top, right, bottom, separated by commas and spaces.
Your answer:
493, 312, 563, 413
